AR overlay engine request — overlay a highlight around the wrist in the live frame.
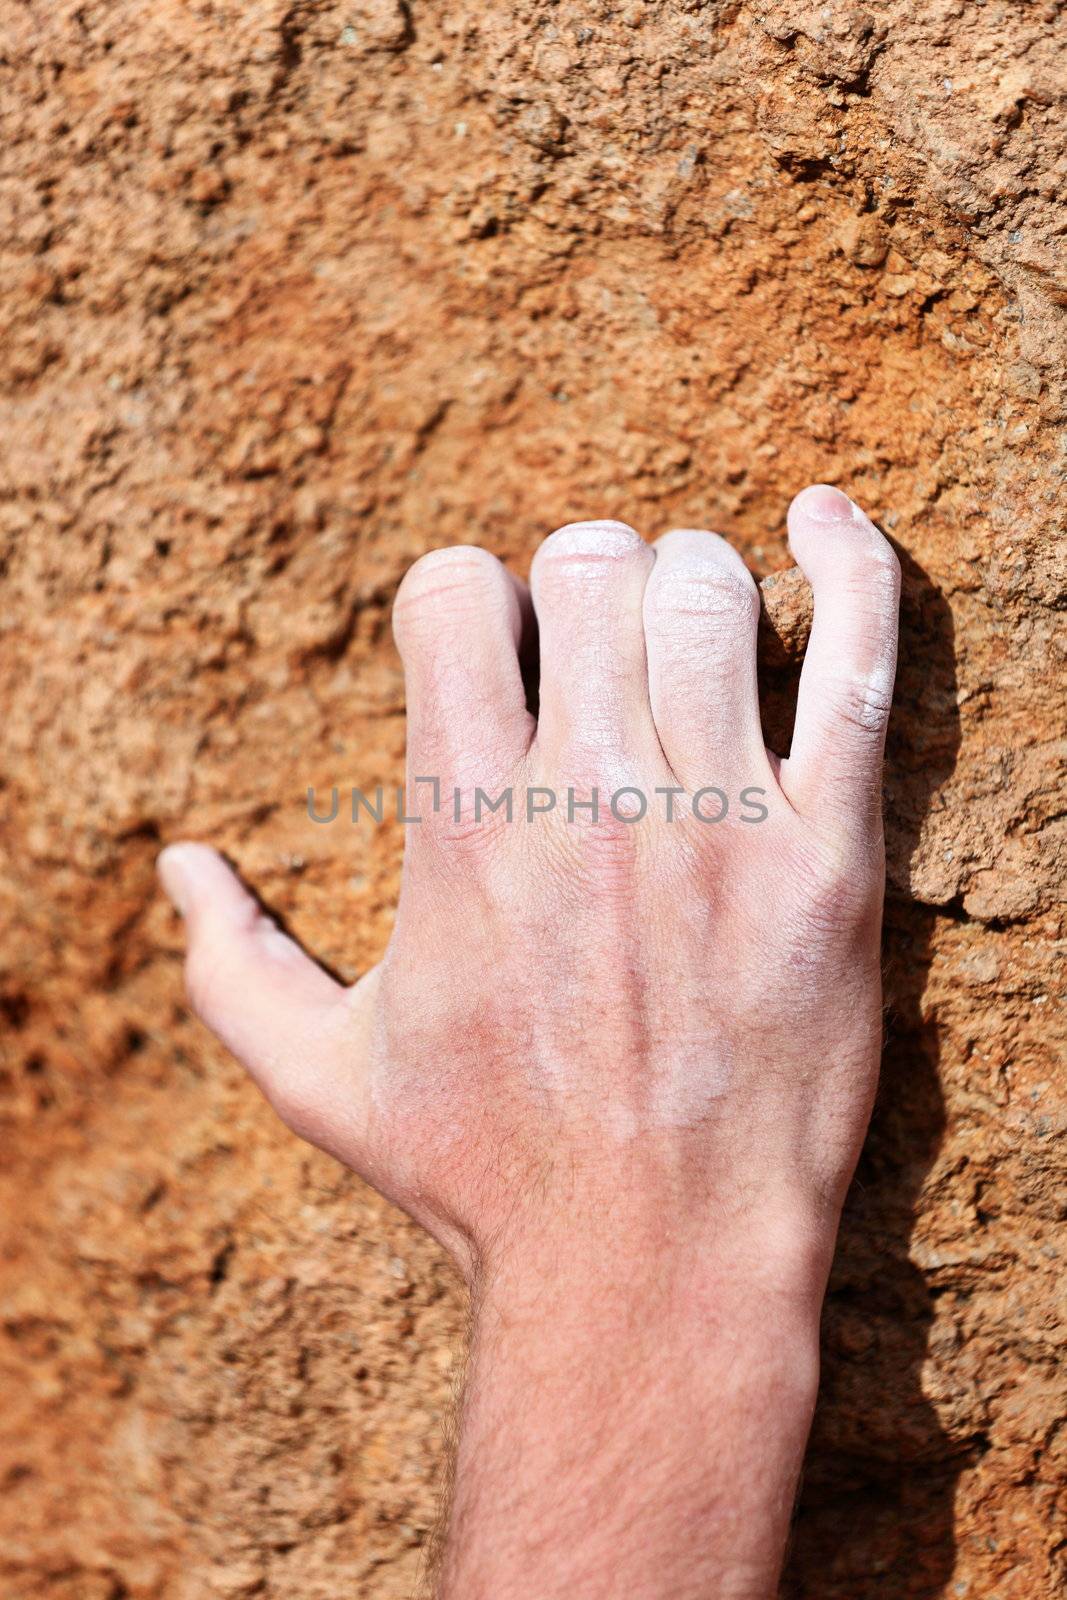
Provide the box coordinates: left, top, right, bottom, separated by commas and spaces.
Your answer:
469, 1213, 828, 1409
442, 1210, 825, 1600
468, 1176, 840, 1329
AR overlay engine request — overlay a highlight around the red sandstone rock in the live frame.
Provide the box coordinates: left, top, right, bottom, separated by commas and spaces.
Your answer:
1, 3, 1064, 1597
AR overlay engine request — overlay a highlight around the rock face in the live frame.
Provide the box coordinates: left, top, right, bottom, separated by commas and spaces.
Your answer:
1, 3, 1064, 1596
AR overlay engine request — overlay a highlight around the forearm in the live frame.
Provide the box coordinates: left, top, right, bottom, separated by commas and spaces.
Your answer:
436, 1229, 825, 1600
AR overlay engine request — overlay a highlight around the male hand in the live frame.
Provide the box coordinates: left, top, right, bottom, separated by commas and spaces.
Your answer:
159, 483, 899, 1599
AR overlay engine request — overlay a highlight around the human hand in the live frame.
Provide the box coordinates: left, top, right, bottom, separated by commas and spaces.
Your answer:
158, 482, 899, 1598
158, 481, 898, 1289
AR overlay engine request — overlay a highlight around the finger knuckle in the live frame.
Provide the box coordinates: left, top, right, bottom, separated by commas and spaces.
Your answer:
535, 519, 646, 575
417, 759, 516, 852
393, 545, 502, 631
647, 565, 758, 635
793, 844, 880, 934
831, 674, 894, 736
547, 761, 647, 886
429, 804, 512, 859
842, 542, 901, 607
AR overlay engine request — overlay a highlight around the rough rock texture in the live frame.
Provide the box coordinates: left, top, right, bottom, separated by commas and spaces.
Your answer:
1, 2, 1065, 1597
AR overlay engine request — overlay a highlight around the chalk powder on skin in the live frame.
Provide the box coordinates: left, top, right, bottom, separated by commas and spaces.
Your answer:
651, 1031, 736, 1128
591, 1015, 738, 1141
537, 523, 751, 1136
846, 555, 900, 730
851, 537, 900, 730
802, 494, 900, 731
602, 1042, 735, 1141
532, 524, 644, 760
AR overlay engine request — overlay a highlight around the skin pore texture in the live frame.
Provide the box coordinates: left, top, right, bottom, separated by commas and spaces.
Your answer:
158, 482, 900, 1600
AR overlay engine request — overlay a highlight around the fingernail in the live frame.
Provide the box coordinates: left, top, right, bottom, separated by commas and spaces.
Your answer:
157, 843, 197, 914
794, 483, 867, 525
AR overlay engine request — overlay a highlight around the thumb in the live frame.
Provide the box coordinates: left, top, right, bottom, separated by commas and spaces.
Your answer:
157, 842, 368, 1148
